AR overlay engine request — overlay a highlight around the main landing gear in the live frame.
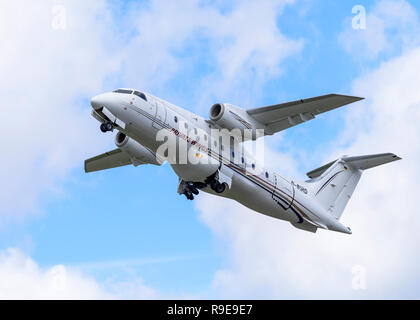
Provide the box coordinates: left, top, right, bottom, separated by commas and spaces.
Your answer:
208, 179, 226, 194
181, 178, 226, 201
100, 122, 113, 133
205, 174, 226, 195
182, 182, 206, 201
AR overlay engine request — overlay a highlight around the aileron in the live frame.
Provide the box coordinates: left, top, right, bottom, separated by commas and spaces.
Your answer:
247, 94, 364, 135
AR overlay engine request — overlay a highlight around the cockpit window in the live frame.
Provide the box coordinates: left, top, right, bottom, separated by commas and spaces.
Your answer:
113, 89, 133, 94
134, 91, 147, 101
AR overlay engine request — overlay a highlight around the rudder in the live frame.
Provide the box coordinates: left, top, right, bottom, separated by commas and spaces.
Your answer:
305, 153, 401, 220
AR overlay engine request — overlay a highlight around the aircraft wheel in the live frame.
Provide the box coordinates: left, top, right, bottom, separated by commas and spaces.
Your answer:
105, 122, 113, 131
184, 191, 194, 201
190, 187, 199, 195
100, 123, 107, 132
215, 182, 226, 194
210, 180, 225, 194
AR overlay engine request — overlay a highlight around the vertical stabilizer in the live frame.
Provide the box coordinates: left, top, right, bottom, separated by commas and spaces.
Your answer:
305, 153, 401, 220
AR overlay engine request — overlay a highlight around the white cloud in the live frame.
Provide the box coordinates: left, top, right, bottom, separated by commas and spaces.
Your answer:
0, 248, 161, 299
0, 0, 307, 299
339, 0, 420, 60
0, 0, 122, 222
0, 0, 303, 225
0, 248, 110, 299
196, 27, 420, 300
121, 0, 303, 109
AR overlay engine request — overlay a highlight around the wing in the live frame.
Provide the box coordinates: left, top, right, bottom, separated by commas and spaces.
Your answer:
85, 149, 132, 173
247, 94, 364, 135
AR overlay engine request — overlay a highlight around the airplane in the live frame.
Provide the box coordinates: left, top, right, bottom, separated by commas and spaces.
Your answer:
85, 88, 401, 234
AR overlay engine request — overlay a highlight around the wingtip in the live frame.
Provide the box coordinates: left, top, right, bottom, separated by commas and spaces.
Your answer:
348, 95, 365, 101
84, 160, 89, 173
331, 93, 365, 101
392, 154, 402, 161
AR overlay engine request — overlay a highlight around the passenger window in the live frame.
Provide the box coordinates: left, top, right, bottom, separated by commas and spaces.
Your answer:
265, 172, 269, 179
184, 122, 188, 129
252, 164, 256, 170
134, 91, 147, 101
232, 151, 235, 158
174, 116, 178, 123
241, 157, 244, 164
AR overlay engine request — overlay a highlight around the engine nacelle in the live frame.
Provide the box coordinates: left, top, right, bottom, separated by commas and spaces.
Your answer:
209, 103, 266, 140
115, 132, 162, 166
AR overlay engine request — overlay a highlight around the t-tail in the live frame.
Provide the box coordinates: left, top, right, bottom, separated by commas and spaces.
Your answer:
305, 153, 401, 232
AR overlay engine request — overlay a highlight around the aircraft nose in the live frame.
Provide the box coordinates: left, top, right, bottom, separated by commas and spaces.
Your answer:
90, 92, 122, 113
90, 94, 106, 110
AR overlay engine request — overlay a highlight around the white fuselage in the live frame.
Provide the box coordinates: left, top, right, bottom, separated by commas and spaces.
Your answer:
90, 90, 352, 234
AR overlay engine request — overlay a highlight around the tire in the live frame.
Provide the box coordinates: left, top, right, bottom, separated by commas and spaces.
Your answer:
209, 180, 218, 191
105, 123, 113, 131
211, 181, 225, 194
100, 123, 107, 132
184, 191, 194, 201
215, 183, 225, 194
190, 187, 199, 195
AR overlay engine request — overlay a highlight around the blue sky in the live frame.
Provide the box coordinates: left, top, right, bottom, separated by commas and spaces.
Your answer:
1, 0, 420, 298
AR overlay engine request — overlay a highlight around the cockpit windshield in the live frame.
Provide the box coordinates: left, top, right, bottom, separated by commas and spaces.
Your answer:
113, 89, 133, 94
134, 91, 147, 101
112, 89, 147, 101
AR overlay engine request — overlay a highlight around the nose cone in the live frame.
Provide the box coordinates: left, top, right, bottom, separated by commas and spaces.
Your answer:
91, 94, 107, 110
90, 92, 124, 116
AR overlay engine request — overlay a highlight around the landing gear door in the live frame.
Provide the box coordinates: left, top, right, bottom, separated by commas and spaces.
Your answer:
271, 173, 295, 209
152, 102, 167, 129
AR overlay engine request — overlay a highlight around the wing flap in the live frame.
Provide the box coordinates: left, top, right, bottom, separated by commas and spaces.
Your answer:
247, 94, 364, 134
85, 149, 131, 173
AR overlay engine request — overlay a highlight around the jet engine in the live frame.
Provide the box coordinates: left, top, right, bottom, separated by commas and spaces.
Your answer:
209, 103, 265, 140
115, 132, 162, 166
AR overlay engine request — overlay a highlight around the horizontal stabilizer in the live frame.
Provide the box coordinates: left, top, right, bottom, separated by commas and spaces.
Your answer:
307, 153, 401, 179
306, 160, 336, 179
85, 149, 131, 173
341, 153, 401, 170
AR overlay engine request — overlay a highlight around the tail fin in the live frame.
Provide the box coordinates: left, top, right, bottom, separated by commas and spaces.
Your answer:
306, 153, 401, 220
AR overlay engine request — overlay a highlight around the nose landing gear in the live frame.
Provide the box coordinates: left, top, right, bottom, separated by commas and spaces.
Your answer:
100, 122, 113, 133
